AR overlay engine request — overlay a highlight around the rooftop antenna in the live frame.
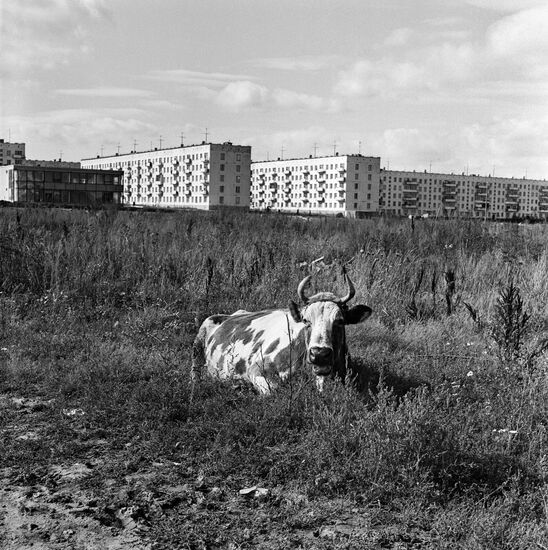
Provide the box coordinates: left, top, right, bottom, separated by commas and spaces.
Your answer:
100, 144, 104, 156
133, 139, 137, 152
332, 139, 337, 156
525, 168, 528, 179
204, 128, 209, 142
493, 164, 496, 177
8, 128, 11, 142
150, 141, 153, 150
180, 132, 185, 147
59, 150, 63, 161
116, 143, 121, 155
429, 161, 432, 172
313, 142, 318, 158
159, 135, 163, 149
358, 140, 362, 155
281, 143, 285, 160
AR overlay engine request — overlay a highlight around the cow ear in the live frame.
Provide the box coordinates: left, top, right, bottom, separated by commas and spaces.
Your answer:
344, 304, 372, 325
288, 300, 302, 323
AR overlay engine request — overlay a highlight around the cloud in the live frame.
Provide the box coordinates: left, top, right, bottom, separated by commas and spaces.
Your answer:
376, 116, 548, 179
0, 0, 111, 76
241, 126, 331, 161
5, 108, 157, 160
216, 81, 269, 111
55, 87, 155, 98
334, 3, 548, 102
216, 81, 341, 113
147, 69, 256, 88
250, 55, 343, 71
460, 0, 546, 12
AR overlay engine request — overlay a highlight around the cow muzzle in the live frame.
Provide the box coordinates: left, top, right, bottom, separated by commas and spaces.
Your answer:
308, 346, 333, 375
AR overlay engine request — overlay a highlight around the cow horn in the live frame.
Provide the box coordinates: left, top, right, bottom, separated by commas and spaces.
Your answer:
297, 275, 312, 304
339, 270, 355, 304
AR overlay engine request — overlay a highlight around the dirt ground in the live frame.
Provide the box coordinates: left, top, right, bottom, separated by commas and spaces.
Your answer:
1, 392, 398, 550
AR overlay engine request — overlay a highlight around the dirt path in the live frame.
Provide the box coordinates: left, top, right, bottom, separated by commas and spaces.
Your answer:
0, 395, 151, 550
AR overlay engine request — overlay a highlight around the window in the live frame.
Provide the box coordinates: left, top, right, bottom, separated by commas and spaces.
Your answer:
235, 186, 240, 194
220, 185, 224, 192
235, 196, 240, 205
220, 164, 225, 171
368, 174, 372, 181
236, 175, 241, 183
236, 154, 241, 161
355, 174, 359, 180
220, 175, 225, 182
355, 164, 359, 170
220, 153, 225, 160
368, 164, 372, 171
354, 193, 358, 199
236, 165, 241, 172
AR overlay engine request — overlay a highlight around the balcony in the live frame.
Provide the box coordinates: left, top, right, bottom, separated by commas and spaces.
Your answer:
269, 182, 278, 191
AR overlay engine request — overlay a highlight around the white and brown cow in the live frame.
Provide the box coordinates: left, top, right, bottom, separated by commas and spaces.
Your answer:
191, 273, 372, 394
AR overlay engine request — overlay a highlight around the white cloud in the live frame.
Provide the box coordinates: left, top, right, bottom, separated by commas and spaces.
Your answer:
250, 55, 343, 71
216, 81, 269, 111
147, 69, 256, 88
376, 117, 548, 179
460, 0, 546, 12
0, 0, 111, 76
216, 81, 341, 113
55, 87, 155, 98
5, 108, 156, 160
334, 3, 548, 102
241, 127, 331, 161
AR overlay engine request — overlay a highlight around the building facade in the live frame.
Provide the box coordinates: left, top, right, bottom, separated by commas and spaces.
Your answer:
250, 154, 381, 217
0, 139, 25, 166
380, 169, 548, 219
81, 142, 251, 210
0, 162, 123, 206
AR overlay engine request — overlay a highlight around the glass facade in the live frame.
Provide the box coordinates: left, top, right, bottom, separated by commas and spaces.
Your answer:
14, 169, 122, 206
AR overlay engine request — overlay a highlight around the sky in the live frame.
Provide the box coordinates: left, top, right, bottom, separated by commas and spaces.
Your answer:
1, 0, 547, 178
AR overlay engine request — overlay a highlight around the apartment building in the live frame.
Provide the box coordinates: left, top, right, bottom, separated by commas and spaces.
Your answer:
250, 154, 381, 217
0, 139, 25, 166
81, 142, 251, 210
0, 162, 123, 206
381, 169, 548, 219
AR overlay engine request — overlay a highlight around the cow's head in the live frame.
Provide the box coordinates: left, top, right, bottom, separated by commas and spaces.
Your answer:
288, 272, 372, 378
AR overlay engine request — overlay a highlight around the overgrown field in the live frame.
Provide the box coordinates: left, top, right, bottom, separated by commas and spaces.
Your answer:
1, 207, 548, 549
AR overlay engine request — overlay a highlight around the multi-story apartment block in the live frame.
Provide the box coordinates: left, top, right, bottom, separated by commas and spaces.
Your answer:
81, 142, 251, 210
381, 169, 548, 219
250, 154, 381, 217
0, 162, 123, 206
0, 139, 26, 166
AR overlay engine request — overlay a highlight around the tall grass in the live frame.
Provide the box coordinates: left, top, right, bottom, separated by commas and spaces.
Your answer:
2, 206, 548, 546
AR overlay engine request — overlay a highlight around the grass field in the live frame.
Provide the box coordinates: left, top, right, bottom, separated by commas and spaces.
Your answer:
1, 206, 548, 549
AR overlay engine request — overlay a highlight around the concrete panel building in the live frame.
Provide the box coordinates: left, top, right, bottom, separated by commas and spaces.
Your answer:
380, 169, 548, 219
0, 139, 25, 166
81, 142, 251, 210
0, 162, 123, 206
250, 154, 381, 217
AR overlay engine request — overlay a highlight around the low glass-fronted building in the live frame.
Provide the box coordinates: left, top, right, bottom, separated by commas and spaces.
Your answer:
0, 163, 123, 207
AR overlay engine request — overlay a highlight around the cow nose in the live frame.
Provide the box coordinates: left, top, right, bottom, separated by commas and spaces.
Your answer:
309, 346, 333, 365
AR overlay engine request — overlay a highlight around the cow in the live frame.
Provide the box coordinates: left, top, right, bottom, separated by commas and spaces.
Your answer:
191, 272, 372, 394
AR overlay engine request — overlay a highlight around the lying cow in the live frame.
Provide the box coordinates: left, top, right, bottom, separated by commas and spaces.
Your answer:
192, 273, 372, 393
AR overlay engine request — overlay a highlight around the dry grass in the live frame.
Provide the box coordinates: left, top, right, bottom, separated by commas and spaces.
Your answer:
2, 206, 548, 548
